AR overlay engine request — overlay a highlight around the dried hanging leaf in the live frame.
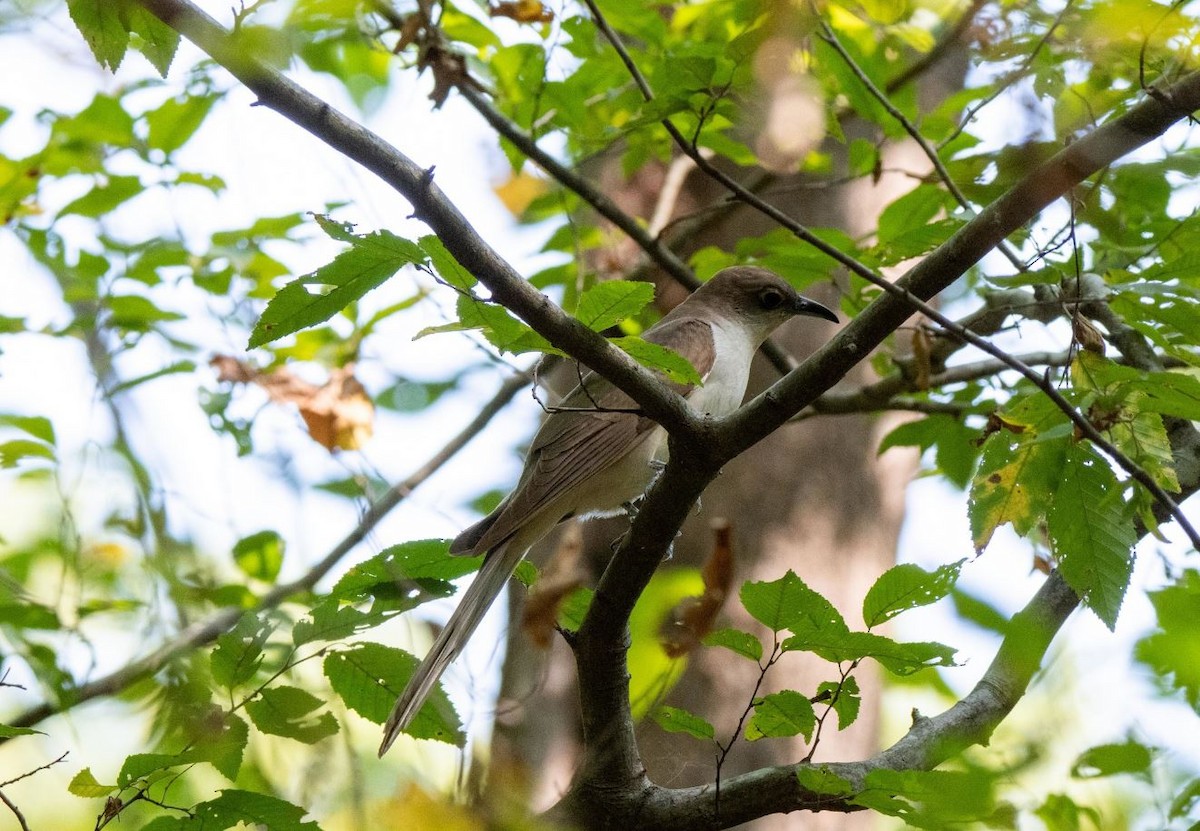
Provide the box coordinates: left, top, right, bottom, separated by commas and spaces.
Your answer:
521, 523, 585, 648
489, 1, 554, 24
911, 324, 932, 391
211, 355, 374, 452
422, 46, 485, 109
1073, 314, 1107, 355
660, 520, 734, 658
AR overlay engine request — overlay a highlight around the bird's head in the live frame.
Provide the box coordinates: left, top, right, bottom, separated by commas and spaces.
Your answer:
689, 265, 838, 342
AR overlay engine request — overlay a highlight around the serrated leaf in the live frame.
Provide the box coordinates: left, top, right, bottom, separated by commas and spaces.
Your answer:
783, 629, 955, 675
816, 675, 861, 730
232, 530, 284, 582
245, 686, 339, 744
249, 227, 424, 348
331, 539, 478, 599
67, 0, 129, 71
126, 4, 180, 76
740, 571, 847, 636
703, 627, 763, 662
1048, 443, 1136, 630
652, 705, 715, 740
190, 790, 319, 831
745, 690, 816, 741
68, 767, 116, 798
574, 281, 653, 331
862, 560, 964, 628
853, 768, 996, 827
968, 425, 1067, 553
292, 599, 380, 646
324, 643, 463, 745
418, 234, 476, 292
210, 615, 271, 690
609, 335, 703, 386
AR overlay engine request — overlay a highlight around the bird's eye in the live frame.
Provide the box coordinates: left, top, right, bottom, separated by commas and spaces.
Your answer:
759, 288, 786, 310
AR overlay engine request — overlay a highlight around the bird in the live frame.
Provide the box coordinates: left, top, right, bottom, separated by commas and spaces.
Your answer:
378, 265, 837, 755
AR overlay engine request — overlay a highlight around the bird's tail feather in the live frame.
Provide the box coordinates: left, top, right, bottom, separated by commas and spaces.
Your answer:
378, 540, 523, 756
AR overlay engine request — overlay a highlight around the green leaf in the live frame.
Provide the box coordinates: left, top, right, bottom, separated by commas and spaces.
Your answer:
232, 530, 285, 582
797, 765, 856, 797
783, 629, 956, 675
1048, 443, 1136, 630
324, 643, 463, 745
67, 0, 129, 71
741, 571, 847, 636
0, 439, 56, 468
292, 599, 379, 646
249, 226, 424, 348
59, 175, 142, 218
126, 4, 180, 76
862, 560, 964, 628
0, 724, 43, 739
146, 94, 218, 155
557, 586, 593, 632
852, 768, 997, 828
1070, 740, 1153, 778
331, 539, 478, 599
1136, 570, 1200, 710
210, 615, 271, 690
816, 675, 861, 730
652, 705, 715, 741
702, 627, 763, 662
968, 417, 1068, 552
745, 690, 816, 741
0, 415, 55, 445
68, 767, 116, 798
245, 686, 339, 744
1035, 793, 1102, 831
574, 281, 654, 331
609, 336, 703, 386
418, 234, 476, 292
205, 713, 249, 781
189, 790, 319, 831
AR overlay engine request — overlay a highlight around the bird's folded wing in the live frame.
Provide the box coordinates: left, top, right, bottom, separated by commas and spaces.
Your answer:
466, 316, 716, 555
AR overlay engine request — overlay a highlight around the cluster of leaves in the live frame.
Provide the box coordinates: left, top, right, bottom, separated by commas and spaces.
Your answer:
2, 0, 1200, 829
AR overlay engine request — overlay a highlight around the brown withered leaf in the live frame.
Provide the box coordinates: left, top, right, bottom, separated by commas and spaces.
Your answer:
210, 355, 374, 452
423, 46, 486, 108
521, 523, 585, 648
489, 1, 554, 23
911, 325, 932, 391
660, 519, 734, 658
1072, 314, 1106, 355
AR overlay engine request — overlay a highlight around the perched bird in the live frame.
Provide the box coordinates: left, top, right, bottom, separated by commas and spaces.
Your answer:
379, 265, 837, 755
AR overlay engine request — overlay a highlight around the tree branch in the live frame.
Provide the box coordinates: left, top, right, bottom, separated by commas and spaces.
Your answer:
134, 0, 700, 439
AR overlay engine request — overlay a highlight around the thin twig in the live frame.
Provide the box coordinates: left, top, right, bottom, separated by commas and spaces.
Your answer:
0, 791, 29, 831
813, 11, 1027, 274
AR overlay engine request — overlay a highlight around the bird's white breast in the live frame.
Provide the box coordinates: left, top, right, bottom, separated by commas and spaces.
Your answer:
686, 315, 760, 418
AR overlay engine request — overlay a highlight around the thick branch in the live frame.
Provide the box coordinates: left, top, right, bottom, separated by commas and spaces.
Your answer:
134, 0, 699, 438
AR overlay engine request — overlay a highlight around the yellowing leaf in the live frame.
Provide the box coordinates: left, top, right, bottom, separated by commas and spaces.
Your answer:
378, 785, 484, 831
494, 171, 550, 215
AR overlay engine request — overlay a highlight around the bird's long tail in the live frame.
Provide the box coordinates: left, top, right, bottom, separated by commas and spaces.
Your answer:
378, 540, 524, 756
